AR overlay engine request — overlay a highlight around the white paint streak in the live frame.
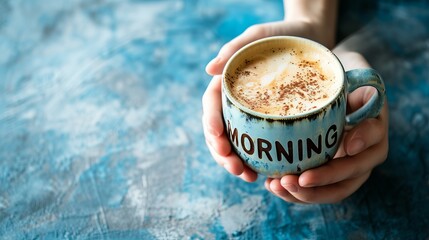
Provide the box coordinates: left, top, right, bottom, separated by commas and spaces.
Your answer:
169, 127, 188, 147
124, 107, 147, 128
220, 196, 265, 236
147, 193, 220, 239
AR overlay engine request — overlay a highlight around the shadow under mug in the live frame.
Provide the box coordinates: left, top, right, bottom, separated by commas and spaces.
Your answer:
222, 36, 385, 178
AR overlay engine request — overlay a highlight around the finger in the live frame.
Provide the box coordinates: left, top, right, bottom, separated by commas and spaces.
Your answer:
202, 116, 231, 156
267, 178, 306, 204
202, 75, 234, 156
202, 76, 223, 137
281, 172, 371, 204
238, 165, 258, 182
344, 117, 385, 156
204, 124, 232, 157
347, 90, 389, 127
206, 140, 244, 176
343, 91, 389, 156
346, 86, 379, 114
207, 139, 258, 182
206, 24, 270, 75
333, 132, 347, 159
298, 137, 388, 188
264, 178, 272, 192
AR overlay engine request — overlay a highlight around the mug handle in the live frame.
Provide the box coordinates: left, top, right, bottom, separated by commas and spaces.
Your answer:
345, 68, 386, 127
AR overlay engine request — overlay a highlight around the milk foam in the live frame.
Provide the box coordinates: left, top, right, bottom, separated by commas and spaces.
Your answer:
228, 47, 339, 116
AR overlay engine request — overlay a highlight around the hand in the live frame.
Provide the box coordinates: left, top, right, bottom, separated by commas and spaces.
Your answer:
203, 18, 335, 182
265, 50, 389, 203
202, 75, 259, 182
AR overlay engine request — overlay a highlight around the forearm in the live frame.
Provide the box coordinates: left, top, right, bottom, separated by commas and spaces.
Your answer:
283, 0, 338, 48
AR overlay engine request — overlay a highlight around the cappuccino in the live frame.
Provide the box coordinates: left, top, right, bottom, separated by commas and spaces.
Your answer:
225, 44, 340, 116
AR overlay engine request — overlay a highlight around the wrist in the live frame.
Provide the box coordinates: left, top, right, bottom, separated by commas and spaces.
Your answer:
281, 19, 336, 49
283, 0, 337, 49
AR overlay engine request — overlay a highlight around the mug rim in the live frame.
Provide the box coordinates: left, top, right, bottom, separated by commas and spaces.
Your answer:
222, 36, 345, 120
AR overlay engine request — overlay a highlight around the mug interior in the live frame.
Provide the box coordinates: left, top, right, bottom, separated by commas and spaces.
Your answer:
223, 36, 345, 120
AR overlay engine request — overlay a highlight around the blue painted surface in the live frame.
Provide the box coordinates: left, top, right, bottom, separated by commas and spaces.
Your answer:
0, 0, 428, 239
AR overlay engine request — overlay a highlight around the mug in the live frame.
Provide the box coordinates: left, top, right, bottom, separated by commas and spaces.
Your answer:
222, 36, 385, 178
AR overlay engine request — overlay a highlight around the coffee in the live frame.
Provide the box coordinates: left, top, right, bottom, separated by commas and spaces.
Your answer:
225, 44, 340, 116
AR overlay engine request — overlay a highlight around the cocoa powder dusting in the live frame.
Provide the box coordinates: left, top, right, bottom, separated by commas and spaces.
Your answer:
228, 50, 333, 116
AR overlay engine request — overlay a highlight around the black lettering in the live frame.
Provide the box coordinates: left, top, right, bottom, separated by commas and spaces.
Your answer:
241, 133, 255, 155
275, 141, 293, 163
325, 124, 338, 148
226, 120, 239, 147
306, 135, 322, 158
298, 139, 303, 161
257, 138, 273, 161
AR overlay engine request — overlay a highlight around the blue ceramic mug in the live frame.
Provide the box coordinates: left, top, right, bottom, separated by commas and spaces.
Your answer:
222, 36, 385, 178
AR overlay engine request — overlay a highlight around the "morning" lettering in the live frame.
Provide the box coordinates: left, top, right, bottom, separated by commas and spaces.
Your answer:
226, 120, 338, 163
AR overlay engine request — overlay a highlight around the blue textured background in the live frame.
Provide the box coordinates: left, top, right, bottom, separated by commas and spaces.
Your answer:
0, 0, 428, 239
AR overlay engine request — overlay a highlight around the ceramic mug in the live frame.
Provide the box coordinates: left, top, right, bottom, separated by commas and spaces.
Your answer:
222, 36, 385, 178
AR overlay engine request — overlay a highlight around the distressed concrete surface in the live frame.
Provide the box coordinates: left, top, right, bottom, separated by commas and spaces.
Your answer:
0, 0, 428, 239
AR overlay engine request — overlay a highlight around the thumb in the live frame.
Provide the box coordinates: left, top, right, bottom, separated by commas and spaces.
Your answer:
205, 24, 270, 76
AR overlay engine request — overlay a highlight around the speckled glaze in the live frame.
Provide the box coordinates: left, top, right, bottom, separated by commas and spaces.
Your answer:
222, 37, 385, 177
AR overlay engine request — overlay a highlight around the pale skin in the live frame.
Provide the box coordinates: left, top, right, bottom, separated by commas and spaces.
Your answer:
202, 0, 389, 203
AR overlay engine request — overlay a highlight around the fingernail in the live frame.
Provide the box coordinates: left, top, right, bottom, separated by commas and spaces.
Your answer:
349, 138, 365, 156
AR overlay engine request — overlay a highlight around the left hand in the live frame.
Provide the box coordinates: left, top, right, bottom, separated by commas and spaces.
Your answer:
265, 50, 389, 204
